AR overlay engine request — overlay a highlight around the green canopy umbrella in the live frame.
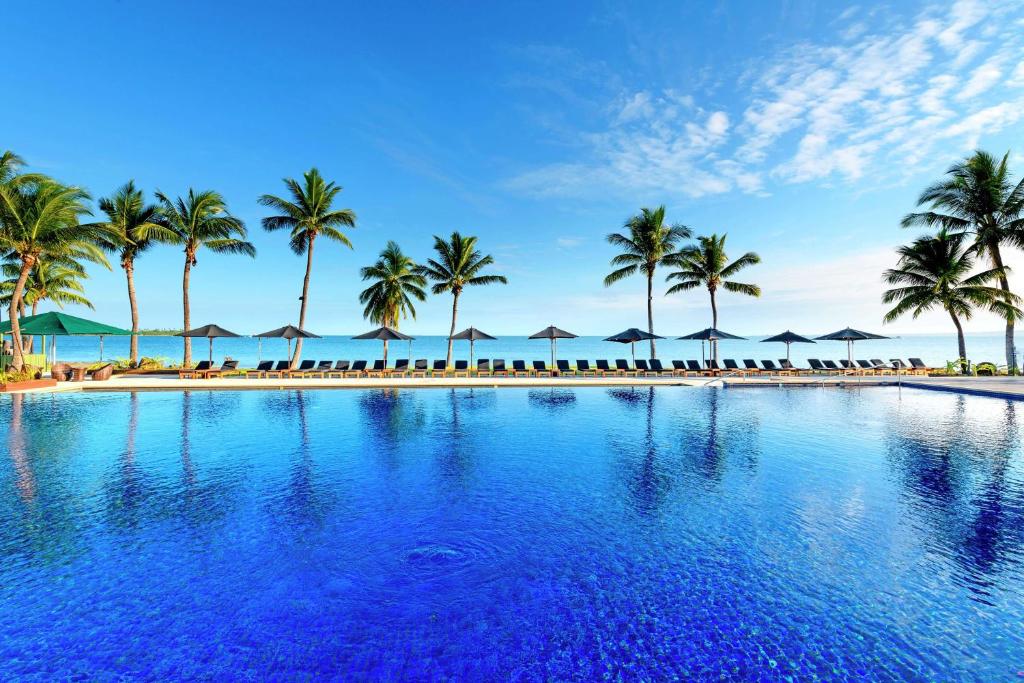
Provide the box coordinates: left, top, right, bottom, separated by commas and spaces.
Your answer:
179, 324, 241, 364
0, 311, 131, 364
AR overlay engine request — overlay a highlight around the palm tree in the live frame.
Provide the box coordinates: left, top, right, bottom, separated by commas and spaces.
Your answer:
259, 168, 356, 366
902, 150, 1024, 372
665, 233, 761, 360
883, 230, 1021, 370
604, 206, 691, 357
96, 181, 174, 366
1, 258, 92, 353
416, 232, 507, 366
359, 241, 427, 362
156, 189, 255, 366
0, 179, 108, 369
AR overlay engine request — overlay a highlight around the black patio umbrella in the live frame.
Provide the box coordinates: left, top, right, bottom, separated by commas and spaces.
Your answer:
761, 330, 815, 362
815, 327, 889, 364
451, 327, 497, 368
604, 328, 664, 364
352, 325, 414, 365
678, 327, 746, 363
529, 325, 578, 368
179, 324, 240, 363
253, 324, 322, 362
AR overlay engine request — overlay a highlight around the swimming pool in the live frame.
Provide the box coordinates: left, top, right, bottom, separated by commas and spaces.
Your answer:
1, 387, 1022, 679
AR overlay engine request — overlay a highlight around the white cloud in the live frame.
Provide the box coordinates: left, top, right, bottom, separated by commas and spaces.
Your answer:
505, 0, 1024, 201
956, 54, 1005, 100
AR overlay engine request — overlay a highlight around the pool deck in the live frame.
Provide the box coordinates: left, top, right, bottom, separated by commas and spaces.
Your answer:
5, 372, 1024, 400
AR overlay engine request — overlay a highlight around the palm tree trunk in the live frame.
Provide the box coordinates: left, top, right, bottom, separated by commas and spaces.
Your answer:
383, 339, 389, 366
124, 258, 140, 366
182, 254, 192, 367
646, 271, 656, 359
989, 244, 1017, 373
8, 256, 34, 371
27, 301, 37, 354
950, 310, 967, 373
447, 292, 459, 367
710, 287, 719, 362
293, 233, 315, 368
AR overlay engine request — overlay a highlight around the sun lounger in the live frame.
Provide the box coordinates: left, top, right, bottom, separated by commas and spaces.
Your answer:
205, 360, 240, 378
453, 360, 470, 377
822, 360, 842, 372
777, 359, 804, 375
839, 359, 856, 370
807, 359, 828, 374
410, 359, 428, 378
246, 360, 273, 378
365, 360, 387, 377
577, 360, 596, 376
264, 360, 291, 379
477, 359, 491, 376
671, 360, 691, 377
649, 359, 672, 376
326, 360, 350, 378
722, 359, 745, 376
90, 363, 114, 381
345, 360, 368, 377
289, 359, 315, 378
595, 360, 612, 376
533, 360, 552, 377
300, 360, 332, 378
511, 360, 529, 377
634, 359, 654, 376
761, 360, 790, 375
615, 359, 637, 376
491, 359, 508, 376
392, 359, 410, 376
743, 359, 761, 374
432, 360, 448, 376
705, 359, 722, 375
907, 357, 931, 375
556, 359, 572, 375
686, 360, 705, 375
178, 360, 213, 379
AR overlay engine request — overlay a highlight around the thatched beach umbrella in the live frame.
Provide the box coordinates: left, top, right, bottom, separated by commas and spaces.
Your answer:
529, 325, 578, 368
352, 326, 414, 365
678, 327, 745, 363
605, 328, 664, 364
179, 324, 240, 363
761, 330, 815, 362
815, 327, 888, 364
451, 327, 496, 368
253, 324, 321, 363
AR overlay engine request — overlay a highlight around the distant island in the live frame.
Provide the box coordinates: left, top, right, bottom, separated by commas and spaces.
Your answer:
136, 329, 183, 336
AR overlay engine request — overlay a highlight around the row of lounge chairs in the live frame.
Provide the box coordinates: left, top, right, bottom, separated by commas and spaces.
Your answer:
178, 357, 934, 379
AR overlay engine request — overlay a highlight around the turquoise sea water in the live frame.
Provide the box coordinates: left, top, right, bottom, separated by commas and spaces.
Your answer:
39, 331, 1016, 368
1, 386, 1022, 679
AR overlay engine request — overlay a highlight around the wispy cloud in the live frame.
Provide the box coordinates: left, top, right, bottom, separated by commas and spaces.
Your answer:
504, 0, 1024, 201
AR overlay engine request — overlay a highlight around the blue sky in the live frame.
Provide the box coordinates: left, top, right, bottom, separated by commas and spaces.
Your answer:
4, 0, 1024, 335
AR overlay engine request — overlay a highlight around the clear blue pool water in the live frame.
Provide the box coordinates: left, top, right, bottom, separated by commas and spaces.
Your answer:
1, 386, 1022, 680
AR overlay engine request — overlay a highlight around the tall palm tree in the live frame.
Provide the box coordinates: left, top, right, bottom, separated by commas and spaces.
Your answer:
902, 150, 1024, 372
416, 232, 507, 366
359, 241, 427, 362
0, 179, 108, 369
883, 230, 1020, 370
259, 168, 356, 366
96, 181, 174, 366
156, 189, 255, 366
604, 206, 691, 357
665, 233, 760, 360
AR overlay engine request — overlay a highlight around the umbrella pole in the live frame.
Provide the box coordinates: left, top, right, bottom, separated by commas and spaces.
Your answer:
209, 337, 213, 364
100, 335, 105, 362
787, 341, 791, 362
848, 340, 853, 365
470, 339, 475, 368
551, 338, 556, 369
631, 341, 636, 365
